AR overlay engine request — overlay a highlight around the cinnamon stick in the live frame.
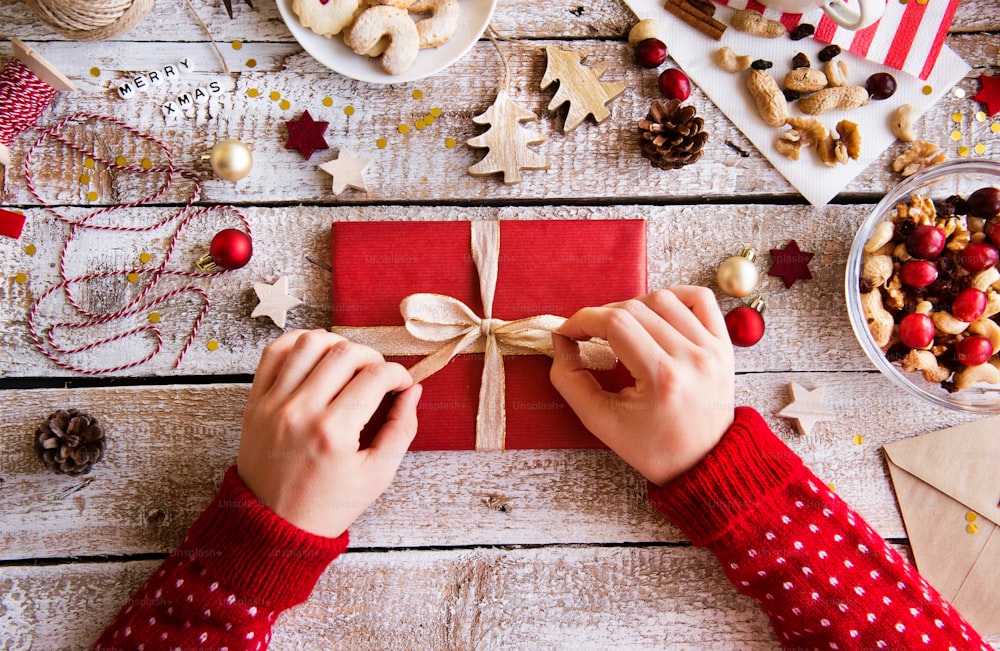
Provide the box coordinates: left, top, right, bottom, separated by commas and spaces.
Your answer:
663, 0, 727, 40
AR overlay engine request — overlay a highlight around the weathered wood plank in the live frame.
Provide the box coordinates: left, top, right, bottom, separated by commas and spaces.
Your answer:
0, 35, 995, 206
0, 372, 983, 560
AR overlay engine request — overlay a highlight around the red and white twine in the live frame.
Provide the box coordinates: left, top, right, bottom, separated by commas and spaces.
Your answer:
25, 113, 252, 375
0, 58, 57, 153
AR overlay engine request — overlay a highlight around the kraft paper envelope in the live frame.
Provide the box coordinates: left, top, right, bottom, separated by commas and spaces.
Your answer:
883, 417, 1000, 636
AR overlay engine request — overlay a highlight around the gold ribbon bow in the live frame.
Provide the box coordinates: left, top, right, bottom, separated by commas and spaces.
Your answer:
333, 220, 615, 450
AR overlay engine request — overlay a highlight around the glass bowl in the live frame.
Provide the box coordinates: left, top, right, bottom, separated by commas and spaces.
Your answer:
845, 160, 1000, 413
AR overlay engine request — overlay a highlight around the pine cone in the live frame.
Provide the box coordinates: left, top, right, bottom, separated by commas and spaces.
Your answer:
34, 409, 106, 476
638, 99, 709, 170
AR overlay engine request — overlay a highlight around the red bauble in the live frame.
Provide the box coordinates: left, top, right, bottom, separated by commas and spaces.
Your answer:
209, 228, 253, 270
956, 336, 994, 367
725, 304, 765, 347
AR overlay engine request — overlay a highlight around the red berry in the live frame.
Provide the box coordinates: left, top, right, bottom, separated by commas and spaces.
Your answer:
989, 221, 1000, 248
635, 38, 667, 69
658, 68, 691, 101
898, 260, 938, 287
905, 225, 946, 259
958, 242, 999, 272
951, 287, 987, 323
899, 313, 935, 349
725, 305, 765, 347
955, 336, 994, 366
968, 187, 1000, 219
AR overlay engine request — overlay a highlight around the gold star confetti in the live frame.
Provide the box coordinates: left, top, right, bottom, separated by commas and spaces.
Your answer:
322, 97, 333, 107
376, 138, 387, 149
24, 244, 36, 255
207, 339, 219, 351
141, 158, 152, 169
127, 272, 139, 283
269, 90, 281, 101
139, 252, 152, 264
344, 105, 355, 116
86, 191, 98, 201
279, 99, 291, 110
412, 89, 423, 100
14, 272, 27, 284
149, 312, 161, 323
248, 88, 259, 98
232, 40, 243, 50
115, 155, 127, 166
398, 123, 409, 134
445, 137, 457, 149
89, 67, 100, 77
826, 482, 836, 492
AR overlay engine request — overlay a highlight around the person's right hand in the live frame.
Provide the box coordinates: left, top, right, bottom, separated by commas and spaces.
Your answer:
549, 287, 735, 486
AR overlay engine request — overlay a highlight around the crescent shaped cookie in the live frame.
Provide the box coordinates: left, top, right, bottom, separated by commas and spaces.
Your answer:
409, 0, 460, 49
346, 5, 420, 74
293, 0, 360, 37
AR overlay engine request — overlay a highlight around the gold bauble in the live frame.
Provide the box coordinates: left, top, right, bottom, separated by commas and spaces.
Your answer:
206, 140, 253, 181
717, 247, 759, 298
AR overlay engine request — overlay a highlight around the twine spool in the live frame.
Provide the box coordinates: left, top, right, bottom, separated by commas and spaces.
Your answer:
24, 0, 154, 41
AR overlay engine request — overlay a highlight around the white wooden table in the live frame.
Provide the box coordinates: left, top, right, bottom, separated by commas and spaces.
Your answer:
1, 1, 999, 648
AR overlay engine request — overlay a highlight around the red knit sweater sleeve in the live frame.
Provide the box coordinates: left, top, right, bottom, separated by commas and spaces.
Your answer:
649, 406, 993, 651
92, 465, 348, 651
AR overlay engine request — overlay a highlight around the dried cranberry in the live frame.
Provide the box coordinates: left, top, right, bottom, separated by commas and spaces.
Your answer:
818, 45, 841, 62
789, 23, 815, 41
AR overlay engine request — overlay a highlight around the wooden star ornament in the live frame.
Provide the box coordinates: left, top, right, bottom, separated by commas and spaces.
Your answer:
972, 74, 1000, 117
251, 276, 302, 328
285, 110, 329, 160
319, 148, 371, 195
777, 383, 835, 436
541, 46, 627, 132
769, 240, 814, 288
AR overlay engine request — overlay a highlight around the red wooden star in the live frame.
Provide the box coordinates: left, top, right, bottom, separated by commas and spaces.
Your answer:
285, 110, 329, 160
972, 74, 1000, 117
769, 240, 813, 288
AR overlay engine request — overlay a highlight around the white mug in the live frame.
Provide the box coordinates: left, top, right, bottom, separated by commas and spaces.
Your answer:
758, 0, 884, 30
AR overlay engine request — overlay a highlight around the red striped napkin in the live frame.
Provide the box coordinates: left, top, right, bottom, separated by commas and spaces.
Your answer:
716, 0, 960, 79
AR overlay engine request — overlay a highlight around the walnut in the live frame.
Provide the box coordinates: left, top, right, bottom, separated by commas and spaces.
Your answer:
776, 135, 803, 160
892, 140, 946, 177
816, 135, 841, 166
836, 120, 861, 160
885, 274, 905, 310
896, 194, 936, 226
775, 117, 827, 160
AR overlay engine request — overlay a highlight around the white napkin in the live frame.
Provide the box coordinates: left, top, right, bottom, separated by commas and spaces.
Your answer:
622, 0, 970, 206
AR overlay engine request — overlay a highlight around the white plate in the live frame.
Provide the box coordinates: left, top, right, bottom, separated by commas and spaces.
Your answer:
276, 0, 498, 84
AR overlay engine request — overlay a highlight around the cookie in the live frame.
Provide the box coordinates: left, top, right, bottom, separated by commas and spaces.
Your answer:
346, 5, 420, 75
410, 0, 460, 49
293, 0, 360, 37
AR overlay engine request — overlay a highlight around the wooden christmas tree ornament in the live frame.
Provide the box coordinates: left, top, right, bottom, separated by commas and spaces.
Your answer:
467, 90, 549, 184
541, 46, 627, 133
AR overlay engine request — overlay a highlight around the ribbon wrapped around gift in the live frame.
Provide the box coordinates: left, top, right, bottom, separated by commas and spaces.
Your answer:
333, 220, 617, 451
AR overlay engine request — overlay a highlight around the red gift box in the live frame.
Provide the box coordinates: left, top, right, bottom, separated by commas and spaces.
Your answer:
330, 219, 647, 450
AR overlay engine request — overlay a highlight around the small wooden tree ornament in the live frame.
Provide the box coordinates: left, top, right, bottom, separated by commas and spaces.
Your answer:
541, 46, 627, 133
467, 90, 549, 184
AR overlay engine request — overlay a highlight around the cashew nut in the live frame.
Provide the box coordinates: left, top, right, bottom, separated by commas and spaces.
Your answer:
971, 267, 1000, 292
915, 301, 933, 315
861, 254, 893, 288
864, 221, 895, 253
969, 318, 1000, 355
932, 311, 970, 335
900, 349, 951, 383
863, 289, 894, 348
715, 47, 751, 72
890, 104, 917, 142
984, 291, 1000, 318
953, 362, 1000, 390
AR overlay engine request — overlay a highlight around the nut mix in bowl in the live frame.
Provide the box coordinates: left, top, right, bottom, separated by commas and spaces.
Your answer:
846, 160, 1000, 413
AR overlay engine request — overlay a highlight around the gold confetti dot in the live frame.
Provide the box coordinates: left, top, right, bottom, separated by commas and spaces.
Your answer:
322, 97, 333, 107
852, 434, 864, 446
149, 312, 161, 323
922, 85, 933, 95
445, 137, 457, 149
86, 191, 98, 201
232, 40, 243, 50
83, 157, 96, 169
89, 67, 100, 77
430, 107, 441, 117
953, 87, 966, 99
344, 105, 355, 116
141, 158, 152, 169
269, 91, 281, 101
966, 511, 978, 522
127, 272, 139, 283
207, 339, 219, 351
14, 272, 27, 284
415, 119, 426, 130
916, 0, 927, 4
952, 112, 963, 123
826, 483, 836, 492
115, 155, 127, 167
376, 138, 388, 149
139, 252, 152, 264
398, 123, 410, 134
246, 58, 257, 68
958, 145, 970, 157
975, 143, 987, 155
24, 244, 36, 256
279, 99, 291, 110
951, 130, 962, 141
248, 88, 259, 98
992, 123, 1000, 134
424, 114, 435, 125
79, 173, 90, 184
967, 523, 979, 534
412, 89, 423, 100
976, 111, 987, 122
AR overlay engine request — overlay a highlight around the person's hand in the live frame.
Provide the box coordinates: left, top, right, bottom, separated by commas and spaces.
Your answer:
237, 329, 421, 538
550, 287, 735, 486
